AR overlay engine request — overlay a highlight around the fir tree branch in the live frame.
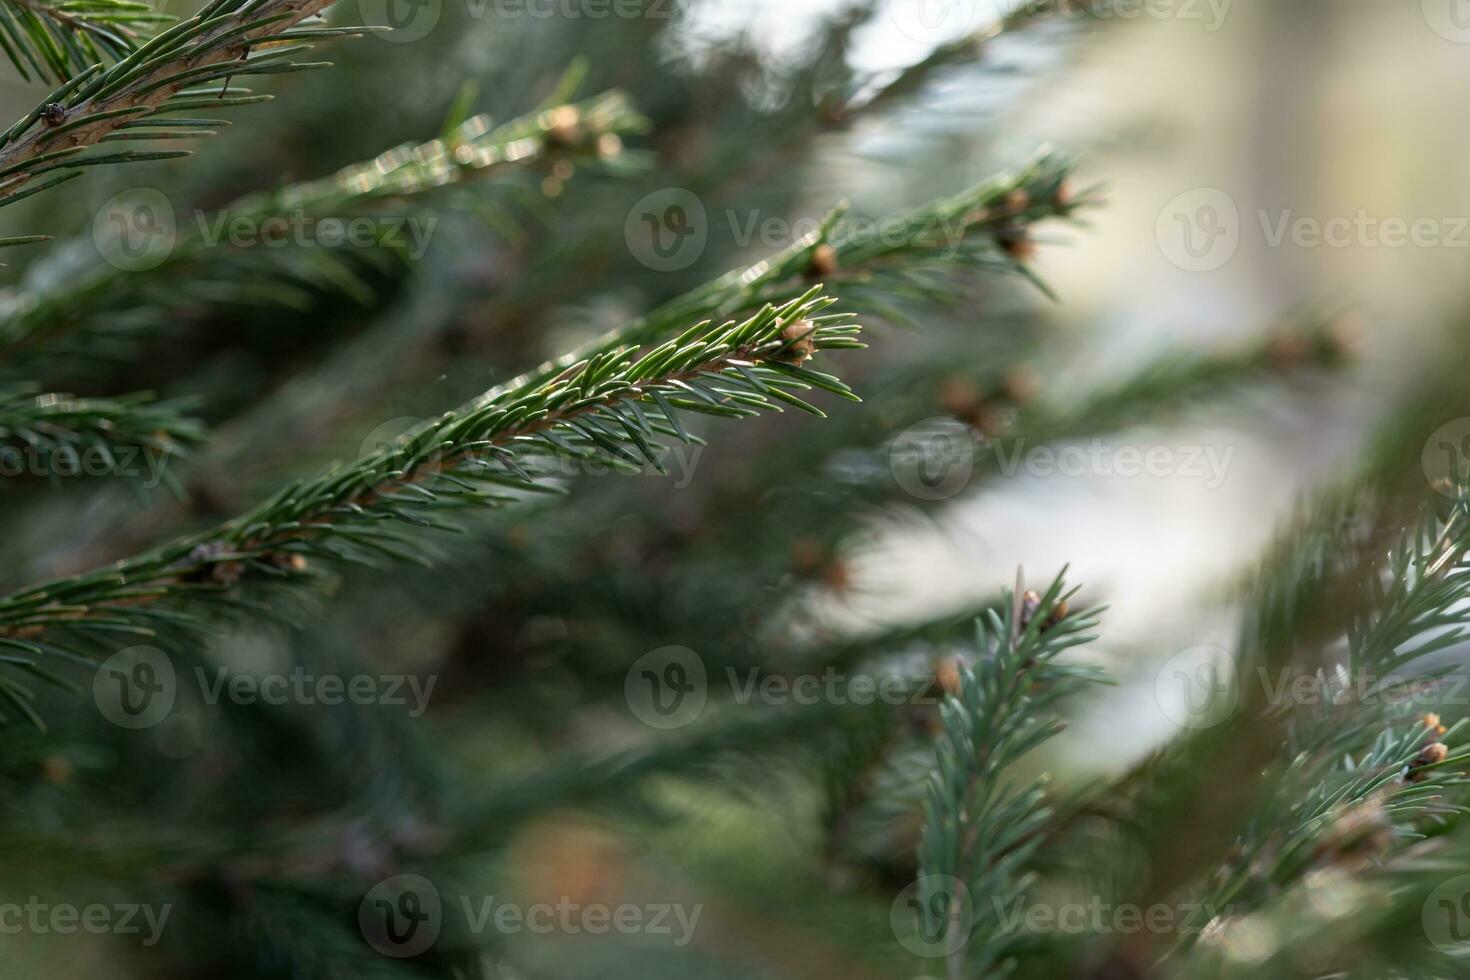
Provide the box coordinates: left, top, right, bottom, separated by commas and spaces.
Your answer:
0, 88, 647, 378
0, 381, 200, 484
0, 0, 169, 84
0, 290, 863, 700
0, 0, 369, 237
502, 152, 1087, 399
914, 572, 1106, 980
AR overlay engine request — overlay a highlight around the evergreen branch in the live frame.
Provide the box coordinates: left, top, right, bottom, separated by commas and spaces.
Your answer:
914, 572, 1107, 980
0, 0, 169, 84
0, 290, 863, 694
500, 152, 1086, 399
0, 381, 201, 484
0, 0, 363, 215
0, 89, 646, 379
1173, 500, 1470, 946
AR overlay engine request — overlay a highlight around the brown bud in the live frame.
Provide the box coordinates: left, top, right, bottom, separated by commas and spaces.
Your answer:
778, 319, 817, 365
935, 656, 963, 697
806, 243, 839, 279
187, 541, 243, 586
40, 756, 73, 784
1054, 178, 1075, 208
1005, 188, 1031, 212
1425, 713, 1447, 736
272, 553, 308, 573
938, 375, 983, 419
998, 229, 1037, 262
1267, 332, 1310, 368
1407, 741, 1450, 782
1313, 797, 1390, 871
1002, 365, 1040, 405
1020, 590, 1069, 632
544, 105, 584, 148
821, 559, 853, 593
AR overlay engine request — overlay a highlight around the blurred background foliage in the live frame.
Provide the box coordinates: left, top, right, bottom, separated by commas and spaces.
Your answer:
0, 0, 1467, 977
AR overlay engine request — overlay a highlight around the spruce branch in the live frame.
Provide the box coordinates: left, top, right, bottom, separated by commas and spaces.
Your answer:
0, 88, 647, 378
914, 572, 1106, 980
486, 152, 1087, 403
0, 0, 169, 84
0, 0, 368, 237
0, 290, 863, 700
0, 381, 200, 484
1171, 500, 1470, 946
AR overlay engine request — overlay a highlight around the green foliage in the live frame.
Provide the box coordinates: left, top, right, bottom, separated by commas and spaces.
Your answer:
0, 0, 169, 84
0, 381, 200, 485
914, 573, 1107, 978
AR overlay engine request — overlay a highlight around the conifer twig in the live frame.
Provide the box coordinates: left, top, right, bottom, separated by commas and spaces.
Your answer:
0, 289, 864, 701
